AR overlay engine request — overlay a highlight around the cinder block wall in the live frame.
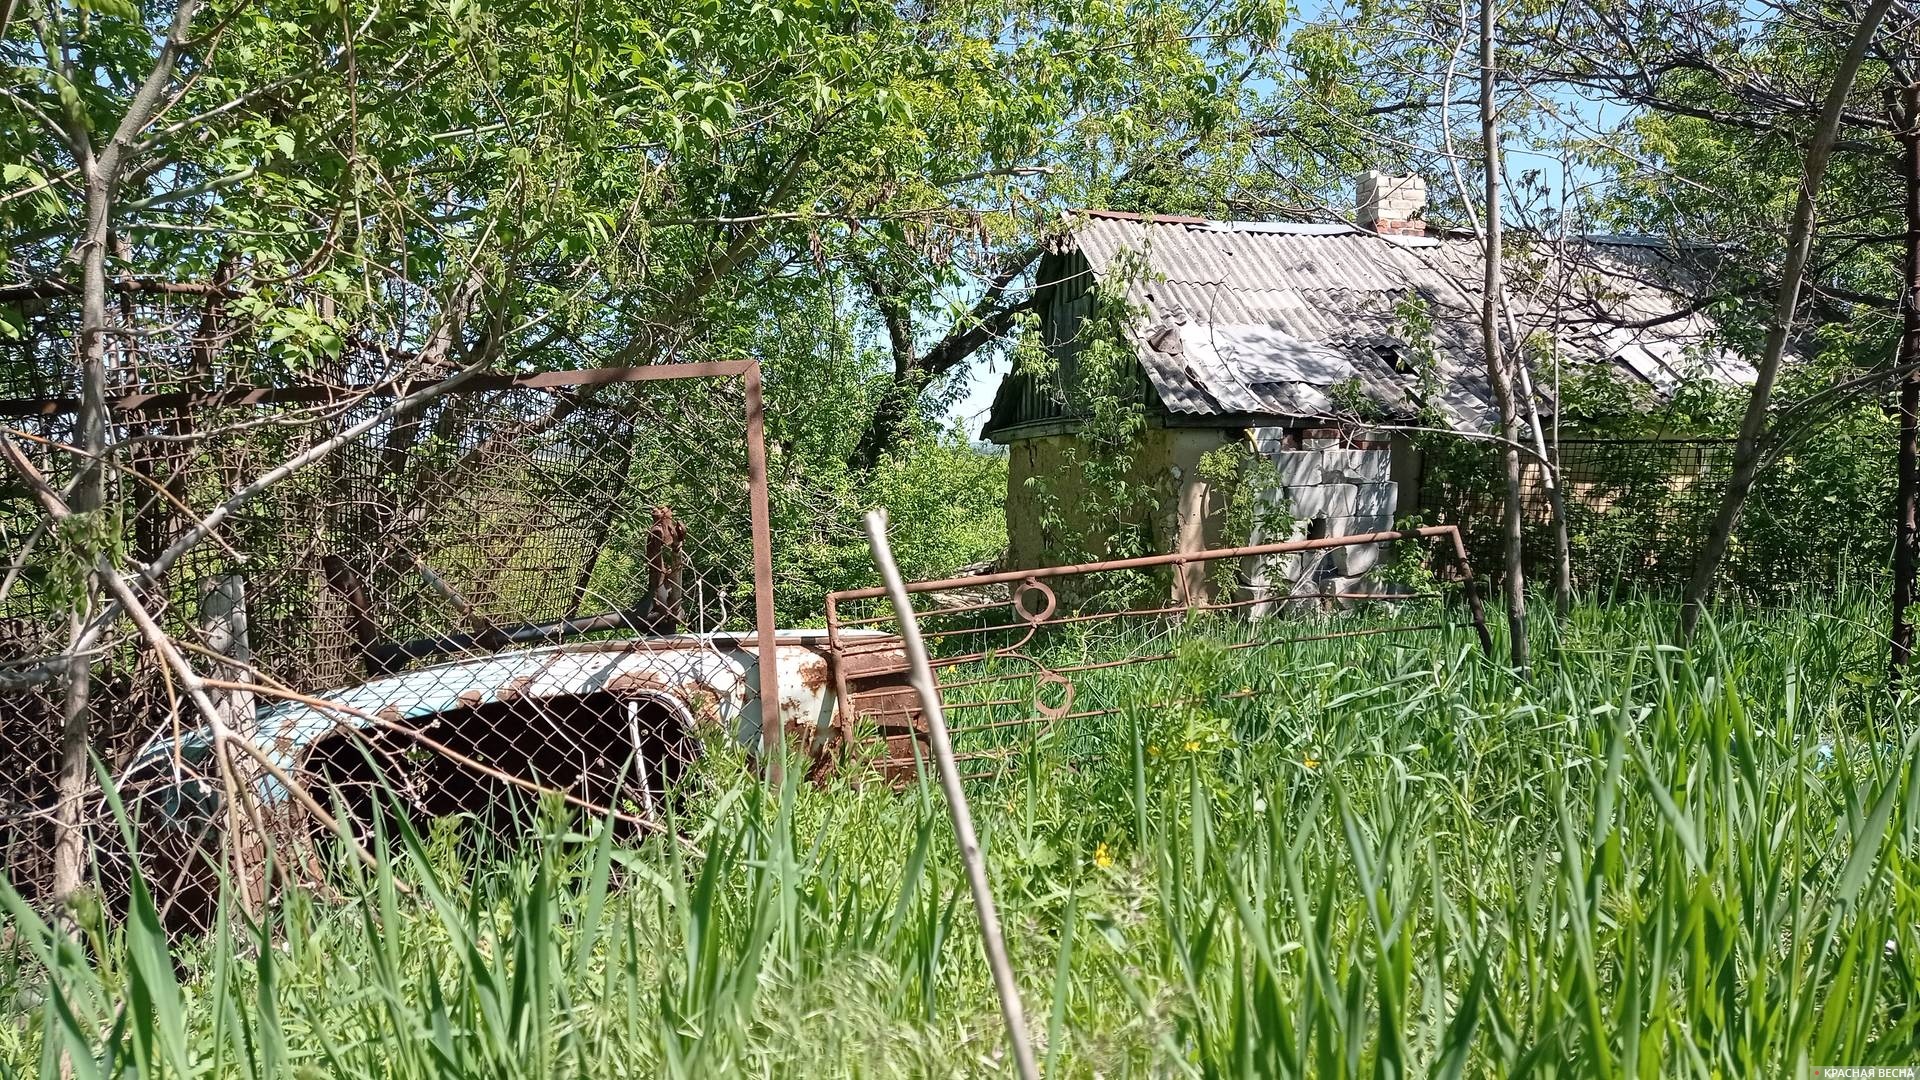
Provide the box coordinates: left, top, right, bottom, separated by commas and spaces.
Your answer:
1001, 424, 1399, 604
1249, 426, 1398, 599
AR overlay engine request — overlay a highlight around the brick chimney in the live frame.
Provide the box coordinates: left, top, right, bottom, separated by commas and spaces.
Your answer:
1356, 171, 1426, 237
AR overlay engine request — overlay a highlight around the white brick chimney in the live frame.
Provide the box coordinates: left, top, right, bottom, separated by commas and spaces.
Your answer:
1356, 171, 1426, 237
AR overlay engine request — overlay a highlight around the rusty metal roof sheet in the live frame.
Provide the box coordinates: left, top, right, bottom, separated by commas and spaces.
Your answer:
1069, 213, 1755, 432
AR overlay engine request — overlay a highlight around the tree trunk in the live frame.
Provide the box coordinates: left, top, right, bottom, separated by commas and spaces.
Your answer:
848, 250, 1043, 471
1481, 0, 1529, 671
851, 372, 932, 471
1680, 0, 1893, 640
49, 613, 92, 904
51, 119, 113, 909
46, 0, 206, 903
1435, 22, 1571, 623
1891, 83, 1920, 682
1511, 340, 1572, 616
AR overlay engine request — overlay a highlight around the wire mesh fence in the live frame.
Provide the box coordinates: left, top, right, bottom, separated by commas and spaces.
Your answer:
0, 363, 778, 914
1417, 437, 1731, 590
1414, 433, 1897, 597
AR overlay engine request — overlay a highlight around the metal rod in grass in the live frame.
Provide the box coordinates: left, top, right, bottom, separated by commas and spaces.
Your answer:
863, 509, 1041, 1080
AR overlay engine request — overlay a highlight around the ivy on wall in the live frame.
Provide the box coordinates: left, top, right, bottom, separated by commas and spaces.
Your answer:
1015, 260, 1161, 566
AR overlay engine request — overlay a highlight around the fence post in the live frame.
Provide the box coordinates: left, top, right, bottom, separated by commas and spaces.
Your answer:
744, 362, 782, 783
1447, 526, 1496, 657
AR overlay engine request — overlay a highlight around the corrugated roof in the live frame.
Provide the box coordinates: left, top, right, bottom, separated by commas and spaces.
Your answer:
1062, 215, 1754, 433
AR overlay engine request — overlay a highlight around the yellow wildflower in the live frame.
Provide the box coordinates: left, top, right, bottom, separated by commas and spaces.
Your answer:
1303, 756, 1320, 769
1094, 842, 1113, 869
1183, 739, 1201, 752
1147, 743, 1161, 757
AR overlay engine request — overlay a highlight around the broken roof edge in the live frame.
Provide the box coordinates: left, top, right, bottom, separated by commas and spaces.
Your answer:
1076, 213, 1717, 256
1076, 208, 1213, 225
1072, 208, 1443, 244
979, 354, 1434, 445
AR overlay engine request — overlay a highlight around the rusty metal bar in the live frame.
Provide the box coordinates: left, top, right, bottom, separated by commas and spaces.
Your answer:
822, 596, 857, 755
835, 587, 1440, 631
743, 361, 782, 784
1444, 527, 1495, 655
822, 526, 1488, 783
362, 606, 660, 673
864, 510, 1040, 1080
866, 622, 1447, 707
944, 697, 1030, 712
826, 525, 1470, 602
831, 586, 1452, 672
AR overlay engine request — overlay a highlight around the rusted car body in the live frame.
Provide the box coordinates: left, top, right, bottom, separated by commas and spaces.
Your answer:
127, 630, 914, 873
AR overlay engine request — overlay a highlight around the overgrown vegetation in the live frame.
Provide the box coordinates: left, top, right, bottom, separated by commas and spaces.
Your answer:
773, 425, 1011, 618
6, 0, 1920, 1071
1014, 273, 1162, 566
1415, 371, 1898, 599
7, 596, 1919, 1076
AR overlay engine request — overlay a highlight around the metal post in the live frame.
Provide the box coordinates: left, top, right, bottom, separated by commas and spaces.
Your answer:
864, 509, 1041, 1080
743, 362, 783, 783
1449, 526, 1496, 657
822, 596, 856, 759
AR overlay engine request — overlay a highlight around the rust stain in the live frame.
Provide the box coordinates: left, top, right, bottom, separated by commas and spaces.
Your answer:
798, 659, 830, 692
605, 670, 730, 730
496, 676, 534, 702
677, 682, 725, 727
455, 689, 484, 708
851, 690, 925, 733
604, 671, 670, 694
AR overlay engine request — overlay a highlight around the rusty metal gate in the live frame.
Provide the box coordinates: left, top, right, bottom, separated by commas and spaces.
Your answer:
0, 363, 780, 905
821, 526, 1490, 780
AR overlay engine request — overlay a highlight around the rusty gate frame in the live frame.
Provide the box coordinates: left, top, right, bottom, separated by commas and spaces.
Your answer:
820, 525, 1489, 776
0, 361, 785, 774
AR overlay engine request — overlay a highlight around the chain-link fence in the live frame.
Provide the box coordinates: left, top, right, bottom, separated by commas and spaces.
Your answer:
0, 363, 779, 914
1415, 430, 1897, 597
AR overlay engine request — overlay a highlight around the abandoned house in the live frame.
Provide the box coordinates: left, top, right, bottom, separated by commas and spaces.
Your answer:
980, 172, 1756, 596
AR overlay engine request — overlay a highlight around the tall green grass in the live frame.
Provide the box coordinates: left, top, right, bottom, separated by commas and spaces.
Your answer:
3, 595, 1917, 1076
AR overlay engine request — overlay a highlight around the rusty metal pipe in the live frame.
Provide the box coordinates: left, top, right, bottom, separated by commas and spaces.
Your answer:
829, 525, 1468, 601
1446, 527, 1495, 655
922, 621, 1449, 693
744, 362, 782, 783
0, 360, 763, 418
837, 587, 1438, 630
363, 606, 660, 672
